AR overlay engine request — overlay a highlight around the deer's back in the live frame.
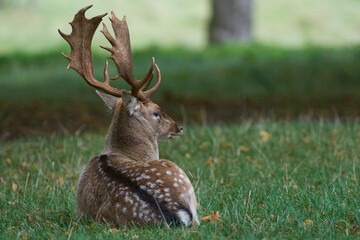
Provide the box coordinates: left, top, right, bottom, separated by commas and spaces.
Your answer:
76, 155, 198, 227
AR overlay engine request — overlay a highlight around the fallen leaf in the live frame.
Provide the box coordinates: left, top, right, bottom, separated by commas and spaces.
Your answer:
302, 137, 310, 145
22, 162, 29, 168
259, 130, 270, 142
5, 158, 11, 164
12, 182, 18, 191
240, 146, 249, 153
336, 224, 343, 230
220, 142, 233, 148
199, 141, 210, 149
56, 177, 64, 186
185, 150, 191, 159
304, 219, 313, 226
201, 211, 220, 223
314, 181, 322, 189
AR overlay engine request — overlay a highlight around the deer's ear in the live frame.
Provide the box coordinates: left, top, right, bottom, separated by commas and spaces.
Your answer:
122, 91, 140, 116
96, 90, 119, 110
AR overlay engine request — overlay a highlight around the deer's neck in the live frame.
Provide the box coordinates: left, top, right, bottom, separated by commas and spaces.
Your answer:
103, 106, 159, 162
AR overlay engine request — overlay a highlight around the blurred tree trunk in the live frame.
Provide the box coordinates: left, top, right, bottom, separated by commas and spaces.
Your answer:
209, 0, 253, 44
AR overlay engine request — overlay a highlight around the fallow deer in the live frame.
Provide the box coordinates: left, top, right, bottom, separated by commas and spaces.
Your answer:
58, 5, 199, 227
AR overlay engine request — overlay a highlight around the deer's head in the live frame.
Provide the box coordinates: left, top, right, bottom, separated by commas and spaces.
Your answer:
59, 5, 183, 142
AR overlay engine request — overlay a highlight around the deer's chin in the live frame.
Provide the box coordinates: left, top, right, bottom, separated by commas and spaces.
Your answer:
169, 134, 180, 139
169, 132, 183, 139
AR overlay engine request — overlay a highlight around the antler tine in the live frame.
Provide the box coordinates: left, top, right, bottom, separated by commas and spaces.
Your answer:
58, 5, 123, 97
142, 64, 161, 100
141, 71, 154, 91
140, 57, 155, 91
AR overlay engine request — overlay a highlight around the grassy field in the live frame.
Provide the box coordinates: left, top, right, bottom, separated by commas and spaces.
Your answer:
1, 122, 360, 238
1, 1, 360, 238
0, 0, 359, 54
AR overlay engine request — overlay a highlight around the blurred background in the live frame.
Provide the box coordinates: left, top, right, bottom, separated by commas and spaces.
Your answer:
0, 0, 359, 140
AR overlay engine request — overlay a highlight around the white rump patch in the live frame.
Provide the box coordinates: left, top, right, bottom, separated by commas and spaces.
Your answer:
177, 210, 192, 227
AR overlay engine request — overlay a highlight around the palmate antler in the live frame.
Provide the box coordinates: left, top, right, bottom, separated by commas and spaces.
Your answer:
58, 5, 161, 101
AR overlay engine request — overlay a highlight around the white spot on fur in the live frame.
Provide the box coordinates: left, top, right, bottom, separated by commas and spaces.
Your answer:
174, 183, 179, 187
166, 171, 172, 175
116, 203, 121, 208
164, 188, 170, 192
122, 207, 127, 213
156, 172, 161, 176
151, 168, 157, 171
140, 173, 150, 179
125, 196, 134, 204
156, 179, 164, 184
134, 194, 140, 201
147, 182, 156, 188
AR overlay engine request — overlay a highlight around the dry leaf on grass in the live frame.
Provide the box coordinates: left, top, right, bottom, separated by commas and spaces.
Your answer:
200, 211, 220, 223
12, 182, 18, 191
259, 130, 270, 142
240, 146, 249, 153
304, 219, 313, 229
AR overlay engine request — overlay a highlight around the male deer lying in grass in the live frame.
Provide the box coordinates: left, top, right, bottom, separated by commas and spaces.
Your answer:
58, 5, 199, 227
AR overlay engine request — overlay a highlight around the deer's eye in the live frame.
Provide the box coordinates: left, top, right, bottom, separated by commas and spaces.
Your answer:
153, 111, 161, 119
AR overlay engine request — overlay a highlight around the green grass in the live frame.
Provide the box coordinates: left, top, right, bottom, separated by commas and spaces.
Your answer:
1, 122, 360, 238
1, 0, 360, 55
